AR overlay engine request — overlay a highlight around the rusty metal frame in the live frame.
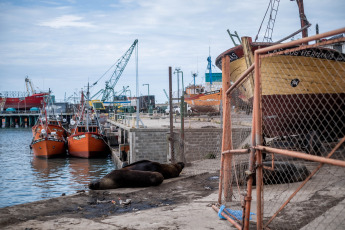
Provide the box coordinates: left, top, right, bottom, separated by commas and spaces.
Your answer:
222, 149, 250, 155
263, 135, 345, 228
252, 27, 345, 229
214, 27, 345, 230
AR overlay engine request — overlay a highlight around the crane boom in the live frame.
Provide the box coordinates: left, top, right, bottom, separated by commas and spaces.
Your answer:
163, 89, 169, 100
25, 76, 35, 95
97, 39, 138, 101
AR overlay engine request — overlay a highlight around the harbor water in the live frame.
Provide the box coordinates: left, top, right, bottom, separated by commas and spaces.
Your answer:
0, 128, 115, 208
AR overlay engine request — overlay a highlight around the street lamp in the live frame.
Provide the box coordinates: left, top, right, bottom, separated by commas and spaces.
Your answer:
174, 68, 184, 98
174, 68, 180, 102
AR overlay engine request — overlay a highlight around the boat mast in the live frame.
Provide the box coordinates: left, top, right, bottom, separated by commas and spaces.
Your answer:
207, 46, 212, 91
86, 83, 90, 132
296, 0, 309, 39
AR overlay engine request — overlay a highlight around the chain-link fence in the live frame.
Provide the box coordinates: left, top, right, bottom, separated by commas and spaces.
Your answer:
215, 28, 345, 230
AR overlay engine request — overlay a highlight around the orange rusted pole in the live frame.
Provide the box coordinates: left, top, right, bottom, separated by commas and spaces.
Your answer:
221, 55, 233, 202
253, 50, 264, 230
222, 149, 250, 155
255, 145, 345, 168
218, 150, 225, 204
256, 27, 345, 55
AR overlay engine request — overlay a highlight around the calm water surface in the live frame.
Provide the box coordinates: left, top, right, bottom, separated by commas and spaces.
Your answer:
0, 128, 115, 208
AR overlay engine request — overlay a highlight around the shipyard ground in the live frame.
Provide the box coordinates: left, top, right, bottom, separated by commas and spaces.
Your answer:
0, 167, 236, 230
1, 158, 345, 230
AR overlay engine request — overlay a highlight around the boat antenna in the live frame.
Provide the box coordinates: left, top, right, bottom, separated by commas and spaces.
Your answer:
192, 72, 198, 94
86, 83, 90, 132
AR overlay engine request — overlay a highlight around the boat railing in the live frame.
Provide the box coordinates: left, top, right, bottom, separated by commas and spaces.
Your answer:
204, 90, 221, 95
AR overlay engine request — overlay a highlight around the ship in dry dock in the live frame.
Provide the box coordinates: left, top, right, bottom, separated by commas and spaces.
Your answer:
215, 0, 345, 140
0, 77, 48, 112
184, 55, 222, 114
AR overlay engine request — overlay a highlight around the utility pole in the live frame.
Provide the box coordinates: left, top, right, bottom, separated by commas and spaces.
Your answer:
174, 67, 180, 103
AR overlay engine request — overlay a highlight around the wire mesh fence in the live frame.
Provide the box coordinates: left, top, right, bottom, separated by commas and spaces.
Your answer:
215, 28, 345, 230
258, 31, 345, 230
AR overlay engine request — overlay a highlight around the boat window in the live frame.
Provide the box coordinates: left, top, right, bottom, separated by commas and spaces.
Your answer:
333, 45, 342, 53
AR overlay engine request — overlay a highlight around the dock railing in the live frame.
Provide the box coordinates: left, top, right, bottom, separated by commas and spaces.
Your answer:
108, 113, 146, 128
215, 27, 345, 230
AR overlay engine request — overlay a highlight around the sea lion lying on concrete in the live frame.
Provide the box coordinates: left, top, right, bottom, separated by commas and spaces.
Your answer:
89, 170, 164, 190
89, 160, 185, 190
122, 160, 185, 179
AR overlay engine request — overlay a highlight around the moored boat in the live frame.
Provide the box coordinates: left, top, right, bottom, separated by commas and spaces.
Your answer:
68, 86, 110, 158
31, 111, 67, 158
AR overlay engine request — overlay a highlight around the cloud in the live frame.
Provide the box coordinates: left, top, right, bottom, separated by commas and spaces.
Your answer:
38, 15, 95, 29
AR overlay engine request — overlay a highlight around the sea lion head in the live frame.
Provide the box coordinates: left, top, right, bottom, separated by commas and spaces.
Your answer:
89, 180, 101, 190
89, 178, 118, 190
176, 162, 185, 172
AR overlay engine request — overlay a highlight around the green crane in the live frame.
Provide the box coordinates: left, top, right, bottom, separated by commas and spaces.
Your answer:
91, 39, 138, 101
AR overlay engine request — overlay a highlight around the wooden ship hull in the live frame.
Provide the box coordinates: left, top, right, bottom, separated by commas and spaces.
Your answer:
216, 42, 345, 139
68, 132, 110, 158
31, 138, 66, 158
185, 90, 222, 113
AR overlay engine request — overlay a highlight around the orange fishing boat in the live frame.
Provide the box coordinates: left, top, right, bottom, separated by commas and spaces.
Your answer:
68, 87, 110, 158
31, 106, 67, 158
184, 55, 222, 113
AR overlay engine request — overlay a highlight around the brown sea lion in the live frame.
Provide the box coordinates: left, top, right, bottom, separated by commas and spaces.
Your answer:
252, 161, 310, 185
122, 160, 185, 179
89, 170, 164, 190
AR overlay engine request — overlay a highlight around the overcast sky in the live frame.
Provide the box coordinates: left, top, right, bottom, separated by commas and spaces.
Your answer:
0, 0, 344, 103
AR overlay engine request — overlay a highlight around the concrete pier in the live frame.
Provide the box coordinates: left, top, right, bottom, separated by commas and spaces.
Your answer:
105, 113, 252, 167
0, 112, 74, 128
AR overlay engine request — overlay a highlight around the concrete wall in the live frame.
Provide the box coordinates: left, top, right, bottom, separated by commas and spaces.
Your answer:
129, 129, 169, 163
127, 127, 251, 164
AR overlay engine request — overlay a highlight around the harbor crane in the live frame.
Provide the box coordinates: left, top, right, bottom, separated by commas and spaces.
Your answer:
91, 39, 138, 101
25, 76, 35, 95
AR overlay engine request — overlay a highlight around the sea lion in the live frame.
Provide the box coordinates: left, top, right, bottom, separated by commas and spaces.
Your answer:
89, 170, 164, 190
122, 160, 185, 179
252, 161, 310, 185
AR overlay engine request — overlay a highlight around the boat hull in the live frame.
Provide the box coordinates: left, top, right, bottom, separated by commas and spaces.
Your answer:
32, 123, 67, 140
68, 133, 110, 158
216, 42, 345, 139
1, 93, 48, 109
31, 138, 66, 158
185, 90, 222, 113
262, 93, 345, 138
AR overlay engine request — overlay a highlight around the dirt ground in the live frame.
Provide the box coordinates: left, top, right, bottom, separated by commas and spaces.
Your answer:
0, 172, 222, 229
